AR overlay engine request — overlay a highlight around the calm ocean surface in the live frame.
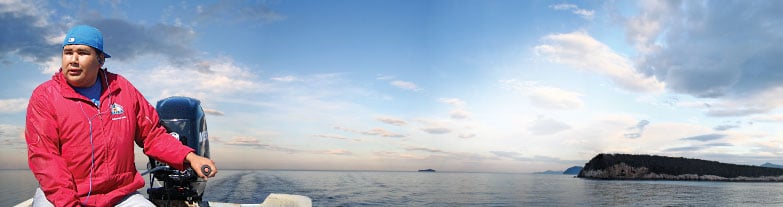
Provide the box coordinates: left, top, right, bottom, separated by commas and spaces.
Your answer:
4, 169, 783, 206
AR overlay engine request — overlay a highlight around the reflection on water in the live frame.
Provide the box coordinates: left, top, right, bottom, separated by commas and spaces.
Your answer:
5, 170, 783, 206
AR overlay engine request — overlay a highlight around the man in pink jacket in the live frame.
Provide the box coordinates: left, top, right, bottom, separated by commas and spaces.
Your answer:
26, 25, 218, 206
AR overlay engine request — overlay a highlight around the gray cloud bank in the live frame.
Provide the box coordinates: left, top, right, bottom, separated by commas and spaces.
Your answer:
630, 1, 783, 99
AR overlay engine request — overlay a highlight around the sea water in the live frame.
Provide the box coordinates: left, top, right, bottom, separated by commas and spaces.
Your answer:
4, 169, 783, 206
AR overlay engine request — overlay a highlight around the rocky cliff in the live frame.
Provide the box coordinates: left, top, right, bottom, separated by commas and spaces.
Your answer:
578, 153, 783, 181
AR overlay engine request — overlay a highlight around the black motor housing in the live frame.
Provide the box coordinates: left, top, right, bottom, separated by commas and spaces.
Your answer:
147, 96, 210, 205
156, 96, 210, 158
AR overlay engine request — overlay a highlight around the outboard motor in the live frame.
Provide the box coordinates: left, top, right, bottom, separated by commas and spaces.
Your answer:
147, 96, 210, 206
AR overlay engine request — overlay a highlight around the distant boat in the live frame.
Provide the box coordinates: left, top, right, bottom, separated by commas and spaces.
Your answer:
418, 169, 436, 172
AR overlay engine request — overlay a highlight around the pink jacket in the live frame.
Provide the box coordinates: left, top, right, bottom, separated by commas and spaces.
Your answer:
26, 69, 194, 207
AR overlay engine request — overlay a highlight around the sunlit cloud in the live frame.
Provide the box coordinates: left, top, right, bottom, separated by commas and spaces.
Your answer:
702, 87, 783, 117
377, 117, 407, 126
138, 57, 266, 102
534, 31, 664, 93
203, 108, 224, 116
528, 116, 571, 135
362, 128, 405, 138
500, 80, 584, 110
440, 98, 471, 119
750, 114, 783, 123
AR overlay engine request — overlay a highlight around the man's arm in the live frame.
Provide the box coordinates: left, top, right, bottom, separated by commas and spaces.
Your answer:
185, 152, 218, 179
26, 92, 81, 207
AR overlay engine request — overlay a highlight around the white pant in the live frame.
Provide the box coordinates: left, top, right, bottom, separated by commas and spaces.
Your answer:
33, 187, 155, 207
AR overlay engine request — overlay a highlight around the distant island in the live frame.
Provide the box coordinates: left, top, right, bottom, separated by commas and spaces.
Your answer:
563, 166, 583, 175
534, 166, 583, 175
761, 162, 783, 169
533, 170, 562, 174
578, 153, 783, 181
418, 169, 436, 172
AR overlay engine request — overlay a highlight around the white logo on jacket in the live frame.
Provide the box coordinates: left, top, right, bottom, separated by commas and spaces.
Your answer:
110, 103, 127, 120
111, 103, 124, 115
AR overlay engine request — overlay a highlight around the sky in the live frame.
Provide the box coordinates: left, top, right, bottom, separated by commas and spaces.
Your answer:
2, 0, 783, 173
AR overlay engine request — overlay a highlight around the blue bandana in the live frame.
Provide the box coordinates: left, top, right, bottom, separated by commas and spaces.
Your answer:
63, 25, 111, 58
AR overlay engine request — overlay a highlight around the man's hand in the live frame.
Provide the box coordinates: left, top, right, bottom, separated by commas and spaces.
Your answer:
185, 152, 217, 180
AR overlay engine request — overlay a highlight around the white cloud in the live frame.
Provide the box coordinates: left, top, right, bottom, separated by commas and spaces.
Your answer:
377, 117, 407, 126
405, 146, 445, 154
39, 56, 60, 74
440, 98, 471, 119
375, 74, 395, 80
458, 133, 476, 139
421, 127, 451, 134
573, 9, 595, 19
550, 3, 578, 10
0, 98, 27, 113
751, 114, 783, 123
195, 1, 285, 25
319, 149, 352, 156
534, 31, 665, 93
415, 118, 460, 136
704, 87, 783, 117
448, 109, 470, 120
222, 136, 265, 146
624, 0, 675, 54
440, 98, 465, 107
203, 108, 224, 116
549, 3, 594, 20
271, 75, 300, 82
528, 116, 571, 135
0, 124, 25, 149
362, 128, 405, 138
312, 134, 350, 140
390, 80, 421, 91
139, 57, 265, 101
334, 126, 405, 138
500, 79, 584, 110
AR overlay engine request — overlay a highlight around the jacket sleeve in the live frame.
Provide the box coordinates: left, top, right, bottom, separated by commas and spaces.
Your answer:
26, 91, 81, 207
132, 87, 194, 170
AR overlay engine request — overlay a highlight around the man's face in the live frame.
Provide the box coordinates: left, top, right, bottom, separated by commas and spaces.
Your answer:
62, 44, 103, 87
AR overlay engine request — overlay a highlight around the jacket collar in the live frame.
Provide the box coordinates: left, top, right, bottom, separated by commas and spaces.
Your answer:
54, 68, 120, 101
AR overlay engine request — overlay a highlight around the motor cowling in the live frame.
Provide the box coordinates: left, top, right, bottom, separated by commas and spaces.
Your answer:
147, 96, 210, 206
